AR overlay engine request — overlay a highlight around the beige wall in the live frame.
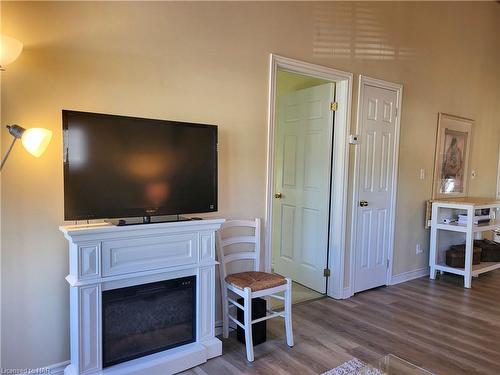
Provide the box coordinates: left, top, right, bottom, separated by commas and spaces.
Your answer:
1, 1, 499, 369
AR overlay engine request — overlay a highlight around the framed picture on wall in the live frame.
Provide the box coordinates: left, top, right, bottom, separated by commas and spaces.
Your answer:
432, 113, 474, 199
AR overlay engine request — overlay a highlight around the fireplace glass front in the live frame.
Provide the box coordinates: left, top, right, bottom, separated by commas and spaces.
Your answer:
102, 275, 196, 368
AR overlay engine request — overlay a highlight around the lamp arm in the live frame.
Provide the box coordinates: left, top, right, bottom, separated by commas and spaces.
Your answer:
0, 137, 18, 171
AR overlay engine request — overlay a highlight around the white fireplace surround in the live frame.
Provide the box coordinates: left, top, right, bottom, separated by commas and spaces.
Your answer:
60, 218, 225, 375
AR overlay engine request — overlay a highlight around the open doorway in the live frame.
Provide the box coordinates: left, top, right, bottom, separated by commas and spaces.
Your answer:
271, 70, 334, 304
265, 55, 353, 301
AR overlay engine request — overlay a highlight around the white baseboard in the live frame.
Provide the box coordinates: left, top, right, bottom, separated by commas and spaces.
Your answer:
46, 360, 70, 375
390, 267, 429, 285
342, 286, 353, 299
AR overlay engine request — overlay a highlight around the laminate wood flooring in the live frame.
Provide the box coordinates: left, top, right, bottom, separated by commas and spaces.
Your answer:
182, 271, 500, 375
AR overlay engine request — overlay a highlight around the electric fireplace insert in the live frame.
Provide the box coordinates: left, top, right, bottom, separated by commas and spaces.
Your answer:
102, 276, 196, 367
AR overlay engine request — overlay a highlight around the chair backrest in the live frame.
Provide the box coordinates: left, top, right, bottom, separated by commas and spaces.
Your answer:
216, 218, 261, 281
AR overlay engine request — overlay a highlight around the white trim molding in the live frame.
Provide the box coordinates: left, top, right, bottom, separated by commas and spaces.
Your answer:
342, 287, 353, 299
349, 75, 403, 295
46, 360, 71, 375
265, 54, 353, 300
390, 267, 429, 285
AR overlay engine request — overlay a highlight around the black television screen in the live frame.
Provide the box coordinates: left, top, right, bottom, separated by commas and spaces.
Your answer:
63, 110, 218, 220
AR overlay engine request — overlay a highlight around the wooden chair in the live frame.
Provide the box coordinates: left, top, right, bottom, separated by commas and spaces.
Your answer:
216, 218, 294, 362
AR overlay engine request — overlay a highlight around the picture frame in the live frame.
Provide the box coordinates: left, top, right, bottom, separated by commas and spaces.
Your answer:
432, 113, 473, 199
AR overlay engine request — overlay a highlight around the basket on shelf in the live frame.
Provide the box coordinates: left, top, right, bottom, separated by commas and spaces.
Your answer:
474, 239, 500, 262
446, 245, 481, 268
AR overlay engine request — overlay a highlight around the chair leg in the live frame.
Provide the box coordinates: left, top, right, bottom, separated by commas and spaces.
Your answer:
243, 287, 254, 362
284, 278, 294, 347
222, 287, 229, 339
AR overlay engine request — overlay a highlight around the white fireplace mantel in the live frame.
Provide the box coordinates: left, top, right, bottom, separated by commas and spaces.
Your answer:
60, 218, 225, 375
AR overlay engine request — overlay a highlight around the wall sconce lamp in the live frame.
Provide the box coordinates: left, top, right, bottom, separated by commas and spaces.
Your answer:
0, 125, 53, 171
0, 34, 23, 71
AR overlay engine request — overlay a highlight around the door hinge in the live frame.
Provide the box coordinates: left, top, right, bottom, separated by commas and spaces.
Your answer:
387, 259, 390, 269
323, 268, 331, 277
330, 102, 338, 111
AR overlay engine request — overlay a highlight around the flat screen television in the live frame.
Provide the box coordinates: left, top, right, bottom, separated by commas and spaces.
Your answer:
63, 110, 218, 221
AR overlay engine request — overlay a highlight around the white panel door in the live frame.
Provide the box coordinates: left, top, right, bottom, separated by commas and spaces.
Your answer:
272, 83, 335, 293
354, 84, 398, 293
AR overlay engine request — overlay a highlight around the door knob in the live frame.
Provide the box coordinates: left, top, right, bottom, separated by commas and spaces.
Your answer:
359, 200, 368, 207
274, 192, 283, 199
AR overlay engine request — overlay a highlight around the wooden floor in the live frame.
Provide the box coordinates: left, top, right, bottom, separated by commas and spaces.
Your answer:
183, 270, 500, 375
271, 281, 324, 309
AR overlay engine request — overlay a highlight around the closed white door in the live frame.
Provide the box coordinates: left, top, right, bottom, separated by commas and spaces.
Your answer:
354, 83, 399, 293
272, 83, 335, 293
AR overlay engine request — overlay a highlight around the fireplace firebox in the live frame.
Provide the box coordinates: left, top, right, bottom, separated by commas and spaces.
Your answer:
102, 276, 196, 368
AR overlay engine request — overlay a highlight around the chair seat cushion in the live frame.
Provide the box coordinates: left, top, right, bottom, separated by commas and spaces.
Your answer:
225, 271, 287, 292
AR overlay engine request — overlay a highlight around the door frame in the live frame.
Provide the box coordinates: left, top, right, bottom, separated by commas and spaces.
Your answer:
265, 54, 353, 299
347, 75, 403, 297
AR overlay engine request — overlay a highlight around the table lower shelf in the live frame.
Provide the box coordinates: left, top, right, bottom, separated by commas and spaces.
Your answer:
434, 261, 500, 277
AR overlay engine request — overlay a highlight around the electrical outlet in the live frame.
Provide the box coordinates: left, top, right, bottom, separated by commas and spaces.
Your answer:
416, 243, 423, 255
419, 168, 425, 180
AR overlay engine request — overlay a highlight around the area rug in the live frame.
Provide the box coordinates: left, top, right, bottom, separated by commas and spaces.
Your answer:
321, 358, 383, 375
